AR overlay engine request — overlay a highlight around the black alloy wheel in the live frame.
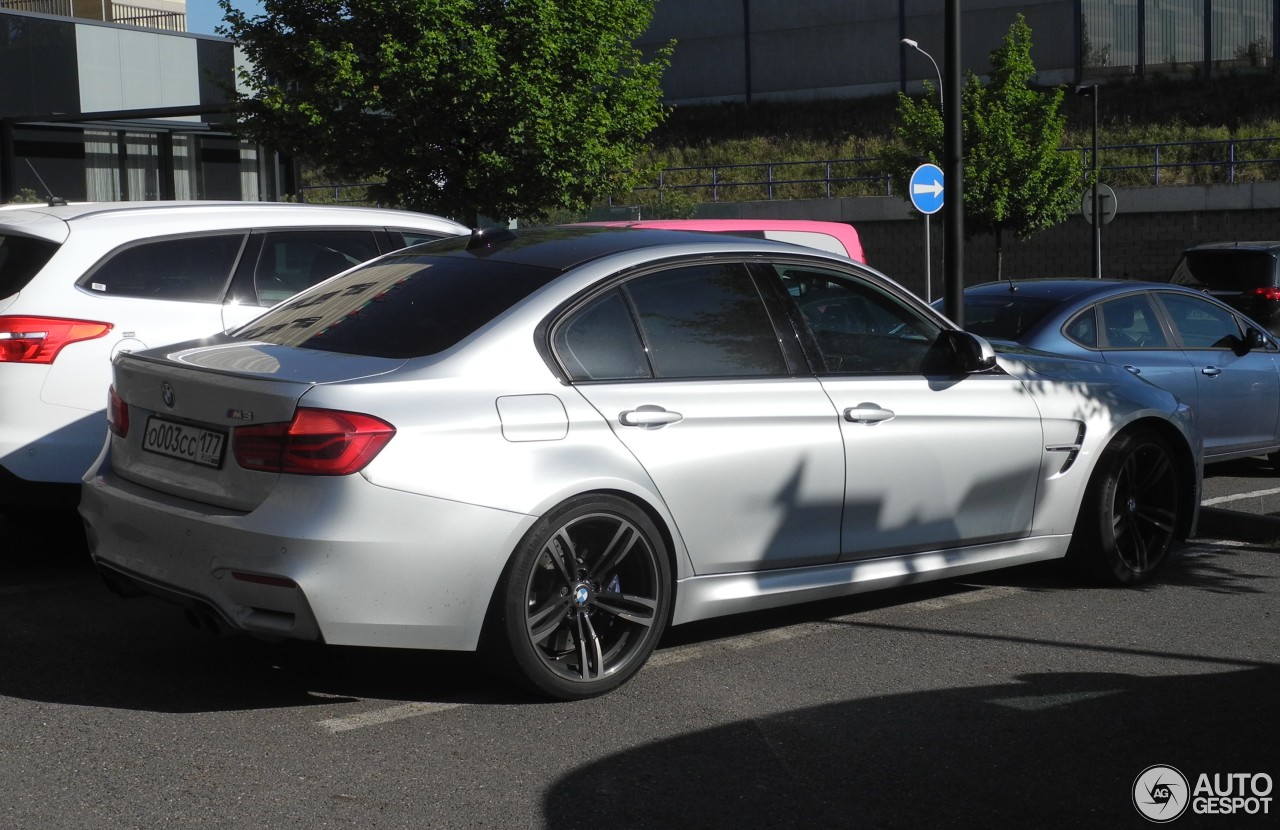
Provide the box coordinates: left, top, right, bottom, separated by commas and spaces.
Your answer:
487, 495, 671, 700
1069, 428, 1181, 585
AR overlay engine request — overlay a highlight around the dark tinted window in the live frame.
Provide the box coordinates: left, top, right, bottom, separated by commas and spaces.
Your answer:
776, 265, 941, 374
0, 234, 59, 297
236, 252, 558, 358
1158, 293, 1243, 349
961, 295, 1059, 341
252, 230, 379, 304
1098, 294, 1169, 349
1171, 249, 1279, 291
1064, 307, 1099, 348
392, 229, 452, 249
625, 263, 787, 378
554, 290, 650, 381
78, 234, 245, 302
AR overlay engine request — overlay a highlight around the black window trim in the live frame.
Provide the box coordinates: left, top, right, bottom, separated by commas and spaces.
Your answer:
539, 253, 806, 385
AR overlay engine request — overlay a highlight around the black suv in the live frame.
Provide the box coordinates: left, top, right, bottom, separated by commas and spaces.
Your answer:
1167, 241, 1280, 335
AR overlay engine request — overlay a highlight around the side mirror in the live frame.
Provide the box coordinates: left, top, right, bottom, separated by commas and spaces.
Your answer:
923, 329, 999, 375
1245, 327, 1270, 352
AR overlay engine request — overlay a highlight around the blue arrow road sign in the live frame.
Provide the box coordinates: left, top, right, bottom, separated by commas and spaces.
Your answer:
909, 163, 944, 215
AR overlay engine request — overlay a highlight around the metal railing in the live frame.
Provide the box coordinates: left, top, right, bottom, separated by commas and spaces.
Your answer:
0, 0, 185, 31
0, 0, 72, 14
631, 136, 1280, 204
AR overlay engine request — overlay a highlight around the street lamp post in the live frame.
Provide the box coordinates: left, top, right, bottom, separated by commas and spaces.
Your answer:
1076, 84, 1102, 278
901, 38, 944, 113
902, 37, 944, 302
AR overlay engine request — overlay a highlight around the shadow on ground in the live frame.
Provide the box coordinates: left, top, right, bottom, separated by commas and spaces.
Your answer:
545, 666, 1277, 829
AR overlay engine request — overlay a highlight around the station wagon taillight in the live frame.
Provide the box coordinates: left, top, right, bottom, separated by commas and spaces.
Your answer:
233, 408, 395, 476
0, 316, 112, 363
1249, 287, 1280, 302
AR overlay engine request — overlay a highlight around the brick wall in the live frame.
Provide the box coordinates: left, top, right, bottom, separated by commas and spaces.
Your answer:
706, 182, 1280, 299
858, 209, 1280, 298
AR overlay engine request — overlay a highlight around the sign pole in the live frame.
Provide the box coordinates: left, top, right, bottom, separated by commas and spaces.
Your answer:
924, 215, 932, 303
908, 163, 944, 303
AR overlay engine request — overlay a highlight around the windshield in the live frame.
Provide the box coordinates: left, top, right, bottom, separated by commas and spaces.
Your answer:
0, 234, 59, 297
234, 251, 560, 358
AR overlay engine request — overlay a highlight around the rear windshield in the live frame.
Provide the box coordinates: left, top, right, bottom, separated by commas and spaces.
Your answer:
961, 294, 1060, 341
1170, 249, 1278, 291
0, 234, 59, 297
234, 251, 560, 358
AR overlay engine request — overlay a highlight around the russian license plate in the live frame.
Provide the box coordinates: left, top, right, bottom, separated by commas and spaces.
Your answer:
142, 417, 227, 468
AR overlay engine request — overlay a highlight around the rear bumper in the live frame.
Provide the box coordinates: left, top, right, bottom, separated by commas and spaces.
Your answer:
95, 557, 325, 641
80, 462, 537, 651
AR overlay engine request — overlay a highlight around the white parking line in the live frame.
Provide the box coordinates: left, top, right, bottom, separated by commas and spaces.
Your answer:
318, 701, 467, 733
315, 584, 1025, 732
1203, 486, 1280, 507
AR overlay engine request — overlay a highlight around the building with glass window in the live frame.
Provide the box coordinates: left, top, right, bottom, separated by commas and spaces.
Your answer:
0, 1, 288, 203
644, 0, 1279, 104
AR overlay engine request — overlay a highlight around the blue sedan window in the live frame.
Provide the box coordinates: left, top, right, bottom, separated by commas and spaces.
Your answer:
1064, 307, 1099, 348
1099, 295, 1169, 349
1159, 293, 1243, 348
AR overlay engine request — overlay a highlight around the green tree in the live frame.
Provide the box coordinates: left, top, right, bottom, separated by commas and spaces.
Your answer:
885, 15, 1084, 279
220, 0, 672, 225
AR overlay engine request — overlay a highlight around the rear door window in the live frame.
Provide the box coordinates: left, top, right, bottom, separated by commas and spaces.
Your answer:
553, 262, 790, 381
250, 230, 380, 305
78, 234, 246, 302
1098, 294, 1170, 349
626, 263, 788, 379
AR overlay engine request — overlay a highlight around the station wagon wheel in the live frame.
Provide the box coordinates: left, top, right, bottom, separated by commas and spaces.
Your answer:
1069, 428, 1181, 585
486, 495, 671, 700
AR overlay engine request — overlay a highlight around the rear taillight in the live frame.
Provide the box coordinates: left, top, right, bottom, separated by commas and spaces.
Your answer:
233, 408, 395, 476
0, 316, 112, 363
1250, 287, 1280, 302
107, 385, 129, 438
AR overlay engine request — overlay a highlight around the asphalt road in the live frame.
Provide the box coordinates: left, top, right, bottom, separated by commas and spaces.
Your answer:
1, 475, 1276, 829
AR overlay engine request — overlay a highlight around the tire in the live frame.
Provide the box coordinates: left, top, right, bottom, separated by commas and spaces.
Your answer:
1068, 428, 1181, 585
1269, 451, 1280, 474
484, 495, 672, 700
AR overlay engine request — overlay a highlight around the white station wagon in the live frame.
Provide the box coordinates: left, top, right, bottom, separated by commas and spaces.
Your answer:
0, 201, 466, 510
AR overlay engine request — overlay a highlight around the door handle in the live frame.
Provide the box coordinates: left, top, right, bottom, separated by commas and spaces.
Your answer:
619, 405, 683, 429
1123, 365, 1141, 375
844, 404, 895, 424
1201, 366, 1222, 377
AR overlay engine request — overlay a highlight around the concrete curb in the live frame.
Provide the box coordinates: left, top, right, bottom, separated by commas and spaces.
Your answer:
1195, 507, 1280, 547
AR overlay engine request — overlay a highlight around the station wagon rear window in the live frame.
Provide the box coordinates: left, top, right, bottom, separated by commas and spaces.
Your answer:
0, 234, 59, 297
235, 252, 559, 358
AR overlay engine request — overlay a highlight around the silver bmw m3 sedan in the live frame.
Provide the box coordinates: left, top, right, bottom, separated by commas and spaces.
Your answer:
80, 227, 1202, 700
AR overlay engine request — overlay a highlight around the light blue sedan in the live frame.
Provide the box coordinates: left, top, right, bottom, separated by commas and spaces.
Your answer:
950, 279, 1280, 469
